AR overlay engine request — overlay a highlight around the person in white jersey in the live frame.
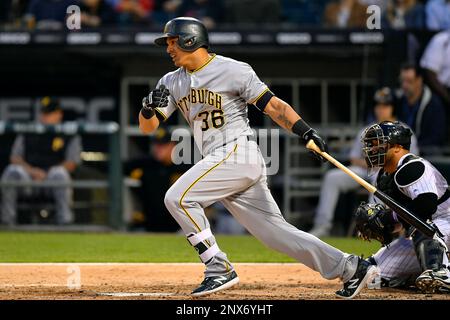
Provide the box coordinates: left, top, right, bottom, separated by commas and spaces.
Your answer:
309, 87, 419, 238
139, 16, 378, 299
355, 121, 450, 293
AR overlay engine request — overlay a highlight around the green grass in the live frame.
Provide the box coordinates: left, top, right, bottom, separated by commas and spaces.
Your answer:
0, 232, 382, 263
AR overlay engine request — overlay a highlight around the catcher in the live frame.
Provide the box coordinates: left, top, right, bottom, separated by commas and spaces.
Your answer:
354, 120, 450, 292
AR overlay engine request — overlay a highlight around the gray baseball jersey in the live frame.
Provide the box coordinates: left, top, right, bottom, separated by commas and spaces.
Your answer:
157, 53, 361, 283
154, 54, 267, 156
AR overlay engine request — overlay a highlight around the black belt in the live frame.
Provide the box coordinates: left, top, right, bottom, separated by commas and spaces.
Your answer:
438, 188, 450, 205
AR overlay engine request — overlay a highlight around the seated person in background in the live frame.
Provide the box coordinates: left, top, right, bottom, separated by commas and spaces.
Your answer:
383, 0, 425, 29
1, 97, 82, 226
323, 0, 368, 28
79, 0, 118, 27
125, 126, 188, 232
397, 63, 447, 154
420, 30, 450, 108
425, 0, 450, 31
309, 87, 419, 238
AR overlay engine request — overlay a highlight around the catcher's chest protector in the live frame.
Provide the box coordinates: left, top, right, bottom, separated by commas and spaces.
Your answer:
376, 155, 420, 217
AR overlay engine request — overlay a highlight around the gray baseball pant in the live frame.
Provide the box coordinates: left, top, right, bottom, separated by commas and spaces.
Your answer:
164, 137, 358, 282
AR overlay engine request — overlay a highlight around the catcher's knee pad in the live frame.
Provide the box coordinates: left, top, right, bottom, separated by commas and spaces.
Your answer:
414, 237, 447, 271
187, 228, 219, 264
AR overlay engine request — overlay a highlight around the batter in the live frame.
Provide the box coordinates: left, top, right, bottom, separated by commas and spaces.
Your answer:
139, 17, 378, 299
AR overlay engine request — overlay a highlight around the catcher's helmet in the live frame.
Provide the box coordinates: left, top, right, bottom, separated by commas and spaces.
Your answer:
154, 17, 209, 52
361, 121, 412, 168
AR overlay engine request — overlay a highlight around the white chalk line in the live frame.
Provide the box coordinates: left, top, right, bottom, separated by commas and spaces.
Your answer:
0, 262, 298, 266
96, 292, 176, 297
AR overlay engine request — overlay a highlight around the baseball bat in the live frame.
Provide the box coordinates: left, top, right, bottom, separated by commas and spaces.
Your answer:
306, 140, 436, 237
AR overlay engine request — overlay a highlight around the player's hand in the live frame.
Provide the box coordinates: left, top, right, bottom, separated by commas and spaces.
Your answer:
303, 129, 328, 162
141, 85, 170, 119
144, 85, 170, 109
29, 167, 47, 181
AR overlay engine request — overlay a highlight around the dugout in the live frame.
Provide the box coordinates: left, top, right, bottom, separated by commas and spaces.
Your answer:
0, 27, 448, 231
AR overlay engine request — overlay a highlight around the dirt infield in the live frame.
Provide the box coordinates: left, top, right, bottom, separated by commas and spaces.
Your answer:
0, 263, 448, 300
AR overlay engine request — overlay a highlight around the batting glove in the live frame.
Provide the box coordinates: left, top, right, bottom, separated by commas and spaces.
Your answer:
141, 85, 170, 119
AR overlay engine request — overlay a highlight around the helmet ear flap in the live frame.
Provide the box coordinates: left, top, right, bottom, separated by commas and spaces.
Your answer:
178, 35, 198, 51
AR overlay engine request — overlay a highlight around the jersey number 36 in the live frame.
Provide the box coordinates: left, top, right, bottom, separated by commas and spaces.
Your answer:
197, 110, 225, 131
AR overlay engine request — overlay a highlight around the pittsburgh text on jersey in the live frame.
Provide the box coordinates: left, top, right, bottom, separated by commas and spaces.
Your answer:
177, 88, 222, 112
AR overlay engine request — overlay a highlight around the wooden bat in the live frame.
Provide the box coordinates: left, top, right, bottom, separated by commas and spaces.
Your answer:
306, 140, 436, 237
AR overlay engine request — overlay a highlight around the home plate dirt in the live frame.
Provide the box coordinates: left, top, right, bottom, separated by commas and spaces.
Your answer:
0, 263, 448, 300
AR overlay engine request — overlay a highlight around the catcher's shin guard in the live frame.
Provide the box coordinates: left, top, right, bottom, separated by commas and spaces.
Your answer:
413, 234, 447, 272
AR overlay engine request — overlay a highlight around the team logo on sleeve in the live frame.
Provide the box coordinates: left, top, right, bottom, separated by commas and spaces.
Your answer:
177, 88, 222, 112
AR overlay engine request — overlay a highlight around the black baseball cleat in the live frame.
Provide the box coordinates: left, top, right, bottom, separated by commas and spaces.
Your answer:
416, 269, 450, 293
335, 257, 379, 299
191, 271, 239, 297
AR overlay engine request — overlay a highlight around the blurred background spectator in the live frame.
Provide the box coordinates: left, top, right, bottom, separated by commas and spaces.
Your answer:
323, 0, 368, 28
153, 0, 181, 26
106, 0, 153, 26
1, 97, 82, 226
79, 0, 118, 27
383, 0, 425, 29
1, 0, 449, 29
420, 30, 450, 107
396, 63, 447, 154
225, 0, 280, 27
280, 0, 328, 26
425, 0, 450, 30
25, 0, 75, 29
176, 0, 223, 29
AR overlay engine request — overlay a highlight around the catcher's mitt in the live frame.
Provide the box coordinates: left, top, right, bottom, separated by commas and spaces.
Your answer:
354, 202, 400, 246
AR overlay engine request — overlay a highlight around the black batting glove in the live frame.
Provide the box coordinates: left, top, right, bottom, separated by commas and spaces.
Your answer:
141, 85, 170, 119
292, 119, 328, 162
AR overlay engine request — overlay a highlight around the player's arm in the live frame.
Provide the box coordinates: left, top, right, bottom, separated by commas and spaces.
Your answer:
139, 111, 160, 134
264, 96, 328, 154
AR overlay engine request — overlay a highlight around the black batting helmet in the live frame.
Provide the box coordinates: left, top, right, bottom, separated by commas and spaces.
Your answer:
154, 17, 209, 52
362, 121, 412, 168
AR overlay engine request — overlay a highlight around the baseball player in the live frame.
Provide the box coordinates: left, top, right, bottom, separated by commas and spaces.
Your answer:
354, 121, 450, 292
139, 17, 378, 299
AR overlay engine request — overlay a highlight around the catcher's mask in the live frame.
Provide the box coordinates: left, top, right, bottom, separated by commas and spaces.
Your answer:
361, 121, 412, 168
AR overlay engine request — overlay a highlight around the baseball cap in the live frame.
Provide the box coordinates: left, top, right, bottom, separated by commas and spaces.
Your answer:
374, 87, 393, 105
40, 96, 62, 114
152, 126, 172, 144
